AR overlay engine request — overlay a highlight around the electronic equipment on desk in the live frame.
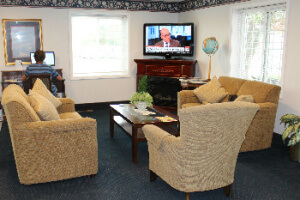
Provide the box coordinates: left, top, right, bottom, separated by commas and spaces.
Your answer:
143, 23, 194, 60
30, 51, 55, 66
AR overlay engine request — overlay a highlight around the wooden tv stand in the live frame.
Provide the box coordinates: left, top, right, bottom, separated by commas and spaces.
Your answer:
134, 59, 196, 89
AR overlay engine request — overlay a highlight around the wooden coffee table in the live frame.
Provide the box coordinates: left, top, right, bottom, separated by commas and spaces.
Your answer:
110, 104, 179, 164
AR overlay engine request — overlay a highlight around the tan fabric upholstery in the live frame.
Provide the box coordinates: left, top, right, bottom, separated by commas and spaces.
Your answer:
1, 84, 98, 185
28, 90, 60, 121
218, 76, 246, 102
143, 102, 259, 193
193, 76, 228, 103
59, 112, 82, 119
182, 102, 203, 109
2, 84, 40, 124
237, 80, 281, 104
32, 78, 62, 108
178, 76, 281, 152
57, 98, 76, 113
235, 95, 254, 103
4, 83, 30, 102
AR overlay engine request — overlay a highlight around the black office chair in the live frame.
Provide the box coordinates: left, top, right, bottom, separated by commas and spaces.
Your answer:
23, 74, 52, 94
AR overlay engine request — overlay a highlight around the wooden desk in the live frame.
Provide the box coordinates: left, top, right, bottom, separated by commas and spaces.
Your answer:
1, 69, 65, 95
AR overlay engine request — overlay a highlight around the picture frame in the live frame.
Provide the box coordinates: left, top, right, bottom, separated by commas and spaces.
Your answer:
2, 19, 43, 65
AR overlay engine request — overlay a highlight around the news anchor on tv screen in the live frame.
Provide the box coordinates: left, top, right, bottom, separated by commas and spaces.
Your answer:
154, 28, 181, 47
143, 23, 194, 59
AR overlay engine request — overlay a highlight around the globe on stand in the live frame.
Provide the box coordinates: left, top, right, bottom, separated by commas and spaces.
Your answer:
202, 37, 219, 81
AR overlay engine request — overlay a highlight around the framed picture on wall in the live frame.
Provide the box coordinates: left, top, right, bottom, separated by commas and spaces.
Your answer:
2, 19, 43, 65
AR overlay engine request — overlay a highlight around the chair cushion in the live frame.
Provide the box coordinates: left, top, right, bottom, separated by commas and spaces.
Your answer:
32, 78, 62, 108
234, 95, 254, 103
28, 90, 60, 121
193, 76, 228, 103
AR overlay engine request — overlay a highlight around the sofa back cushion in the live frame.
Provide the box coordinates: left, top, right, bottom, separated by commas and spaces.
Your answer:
28, 90, 60, 121
218, 76, 247, 102
193, 76, 228, 103
237, 80, 281, 103
32, 78, 62, 108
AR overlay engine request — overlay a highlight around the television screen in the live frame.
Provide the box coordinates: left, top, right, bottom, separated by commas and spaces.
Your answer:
30, 51, 55, 66
143, 23, 194, 59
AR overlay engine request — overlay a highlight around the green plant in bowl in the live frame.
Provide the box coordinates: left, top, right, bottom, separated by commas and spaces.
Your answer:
130, 75, 153, 108
130, 92, 153, 107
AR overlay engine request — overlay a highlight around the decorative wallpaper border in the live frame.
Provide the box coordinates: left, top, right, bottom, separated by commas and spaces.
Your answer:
0, 0, 249, 13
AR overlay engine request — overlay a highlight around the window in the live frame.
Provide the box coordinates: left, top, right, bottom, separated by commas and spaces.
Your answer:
230, 3, 286, 86
70, 15, 128, 79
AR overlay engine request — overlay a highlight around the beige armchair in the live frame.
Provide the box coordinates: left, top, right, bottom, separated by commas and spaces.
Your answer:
143, 102, 259, 199
1, 84, 98, 185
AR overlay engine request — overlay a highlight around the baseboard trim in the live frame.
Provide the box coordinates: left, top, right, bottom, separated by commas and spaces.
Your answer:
75, 100, 130, 111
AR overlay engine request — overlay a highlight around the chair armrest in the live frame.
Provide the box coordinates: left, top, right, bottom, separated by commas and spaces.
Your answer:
143, 125, 179, 150
177, 90, 199, 110
57, 98, 75, 113
254, 102, 278, 124
15, 117, 96, 133
256, 102, 278, 110
239, 102, 279, 152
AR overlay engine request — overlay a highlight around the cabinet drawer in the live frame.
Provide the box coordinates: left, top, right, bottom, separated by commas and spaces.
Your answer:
145, 65, 181, 77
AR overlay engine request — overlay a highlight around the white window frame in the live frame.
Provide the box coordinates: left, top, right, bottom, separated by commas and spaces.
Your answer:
69, 12, 129, 80
230, 0, 288, 87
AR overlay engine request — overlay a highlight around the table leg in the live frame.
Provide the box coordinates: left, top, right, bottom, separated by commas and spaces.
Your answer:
110, 108, 114, 138
132, 126, 138, 164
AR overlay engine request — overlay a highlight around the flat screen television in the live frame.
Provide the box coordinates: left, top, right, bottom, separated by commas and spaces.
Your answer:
143, 23, 194, 59
30, 51, 55, 66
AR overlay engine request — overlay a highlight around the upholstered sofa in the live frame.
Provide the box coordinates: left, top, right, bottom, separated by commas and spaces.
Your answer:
178, 76, 281, 152
1, 84, 98, 185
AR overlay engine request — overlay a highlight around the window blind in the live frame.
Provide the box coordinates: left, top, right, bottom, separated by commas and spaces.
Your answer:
230, 3, 286, 86
71, 15, 128, 79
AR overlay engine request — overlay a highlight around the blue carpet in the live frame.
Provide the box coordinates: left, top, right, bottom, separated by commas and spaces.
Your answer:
0, 104, 299, 200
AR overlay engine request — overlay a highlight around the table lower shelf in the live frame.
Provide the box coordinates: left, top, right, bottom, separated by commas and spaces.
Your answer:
113, 116, 179, 142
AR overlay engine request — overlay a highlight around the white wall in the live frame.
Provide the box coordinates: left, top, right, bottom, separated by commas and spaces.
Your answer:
179, 0, 300, 134
275, 0, 300, 132
0, 7, 178, 104
179, 5, 232, 78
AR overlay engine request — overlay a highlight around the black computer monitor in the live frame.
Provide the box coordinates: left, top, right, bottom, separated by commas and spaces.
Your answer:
30, 51, 55, 66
